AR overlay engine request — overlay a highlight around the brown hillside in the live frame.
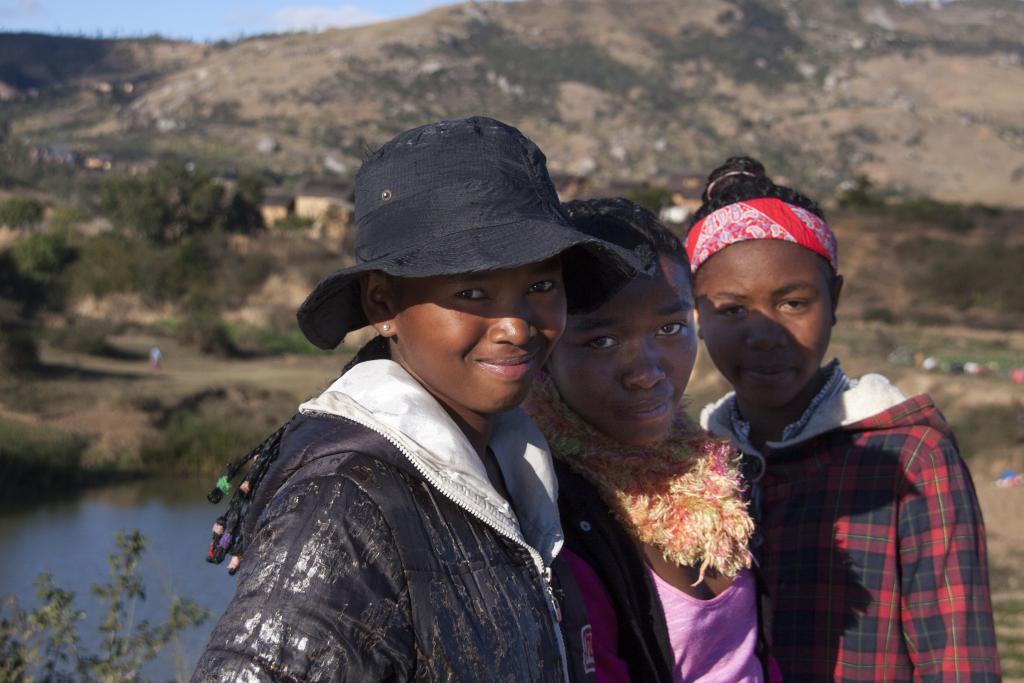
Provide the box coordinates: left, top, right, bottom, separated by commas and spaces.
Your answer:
2, 0, 1024, 205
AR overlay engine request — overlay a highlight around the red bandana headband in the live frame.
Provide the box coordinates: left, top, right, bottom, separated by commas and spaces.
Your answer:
685, 197, 838, 274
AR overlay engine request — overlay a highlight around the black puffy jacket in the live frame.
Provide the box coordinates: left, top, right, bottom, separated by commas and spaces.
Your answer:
193, 409, 594, 682
556, 461, 675, 682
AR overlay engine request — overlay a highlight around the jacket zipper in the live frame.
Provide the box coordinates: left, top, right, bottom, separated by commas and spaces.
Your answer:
307, 410, 571, 683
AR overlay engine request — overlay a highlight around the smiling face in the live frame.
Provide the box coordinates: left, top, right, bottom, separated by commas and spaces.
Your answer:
694, 239, 842, 435
363, 259, 566, 436
547, 254, 697, 446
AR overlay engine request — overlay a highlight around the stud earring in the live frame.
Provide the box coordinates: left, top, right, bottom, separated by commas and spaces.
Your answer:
381, 323, 391, 332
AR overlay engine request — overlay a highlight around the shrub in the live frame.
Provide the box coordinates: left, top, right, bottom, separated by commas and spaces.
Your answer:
9, 231, 74, 284
48, 318, 119, 355
100, 159, 263, 244
48, 204, 86, 232
65, 232, 140, 299
628, 185, 673, 213
179, 315, 238, 357
899, 240, 1024, 315
272, 213, 313, 231
216, 251, 274, 309
137, 237, 215, 303
0, 417, 88, 497
140, 408, 266, 474
0, 197, 44, 228
837, 175, 884, 209
951, 403, 1024, 459
225, 322, 322, 356
0, 530, 210, 681
100, 174, 170, 241
863, 307, 897, 324
177, 294, 239, 357
0, 327, 40, 374
888, 198, 974, 233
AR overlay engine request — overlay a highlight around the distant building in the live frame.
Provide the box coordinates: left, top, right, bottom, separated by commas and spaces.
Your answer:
307, 203, 355, 243
260, 191, 294, 228
294, 181, 352, 221
83, 153, 113, 171
29, 144, 76, 166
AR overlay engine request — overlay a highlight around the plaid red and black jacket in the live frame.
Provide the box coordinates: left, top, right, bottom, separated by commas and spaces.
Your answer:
745, 394, 1000, 681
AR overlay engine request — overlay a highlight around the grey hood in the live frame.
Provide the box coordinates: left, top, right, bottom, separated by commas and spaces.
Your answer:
701, 372, 908, 455
299, 359, 564, 565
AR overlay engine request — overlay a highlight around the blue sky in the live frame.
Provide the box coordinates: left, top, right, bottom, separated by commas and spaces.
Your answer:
0, 0, 467, 41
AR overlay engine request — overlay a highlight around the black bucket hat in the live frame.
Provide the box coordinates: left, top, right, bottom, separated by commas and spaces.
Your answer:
297, 116, 651, 349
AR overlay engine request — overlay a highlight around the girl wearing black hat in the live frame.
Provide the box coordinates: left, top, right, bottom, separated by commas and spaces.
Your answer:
192, 117, 645, 683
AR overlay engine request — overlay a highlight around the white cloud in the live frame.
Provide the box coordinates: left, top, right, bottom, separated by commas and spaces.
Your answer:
271, 4, 382, 32
0, 0, 45, 19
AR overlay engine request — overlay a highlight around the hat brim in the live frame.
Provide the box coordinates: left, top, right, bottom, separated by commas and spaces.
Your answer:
297, 217, 649, 349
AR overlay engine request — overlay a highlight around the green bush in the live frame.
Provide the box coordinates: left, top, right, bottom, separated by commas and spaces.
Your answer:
139, 408, 265, 474
65, 232, 140, 299
137, 237, 215, 303
67, 233, 221, 305
837, 175, 884, 209
9, 231, 74, 284
888, 197, 975, 233
179, 315, 238, 357
628, 185, 672, 213
272, 213, 313, 231
225, 322, 322, 356
100, 174, 170, 241
48, 318, 119, 355
863, 307, 897, 324
0, 530, 210, 681
0, 197, 44, 228
0, 417, 89, 497
951, 403, 1024, 459
49, 204, 86, 232
215, 251, 274, 309
0, 327, 40, 374
900, 240, 1024, 314
100, 158, 263, 244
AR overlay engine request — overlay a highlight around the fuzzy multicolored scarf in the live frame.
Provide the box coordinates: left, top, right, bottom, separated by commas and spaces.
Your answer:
525, 374, 753, 582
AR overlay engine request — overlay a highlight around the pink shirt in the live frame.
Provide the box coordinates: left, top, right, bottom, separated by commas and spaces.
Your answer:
650, 567, 763, 682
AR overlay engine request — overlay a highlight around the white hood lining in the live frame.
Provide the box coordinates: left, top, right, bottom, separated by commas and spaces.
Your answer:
701, 372, 908, 453
299, 359, 563, 564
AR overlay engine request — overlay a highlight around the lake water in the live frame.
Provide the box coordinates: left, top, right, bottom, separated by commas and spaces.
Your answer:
0, 476, 236, 681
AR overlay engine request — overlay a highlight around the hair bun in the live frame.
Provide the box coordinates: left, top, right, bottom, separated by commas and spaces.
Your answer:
689, 156, 825, 228
702, 156, 767, 202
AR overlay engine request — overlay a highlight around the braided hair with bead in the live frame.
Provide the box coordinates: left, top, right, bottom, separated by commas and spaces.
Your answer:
204, 335, 391, 574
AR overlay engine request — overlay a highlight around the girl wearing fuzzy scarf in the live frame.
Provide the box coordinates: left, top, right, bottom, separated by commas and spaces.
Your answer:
204, 196, 770, 681
524, 198, 771, 683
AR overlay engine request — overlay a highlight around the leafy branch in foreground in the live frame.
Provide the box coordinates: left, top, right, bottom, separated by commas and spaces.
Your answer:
0, 530, 211, 682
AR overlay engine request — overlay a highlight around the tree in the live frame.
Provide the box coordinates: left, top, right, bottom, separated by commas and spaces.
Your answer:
100, 160, 264, 243
0, 197, 44, 228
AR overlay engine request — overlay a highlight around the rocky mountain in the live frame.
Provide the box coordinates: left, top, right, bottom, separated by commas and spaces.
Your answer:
2, 0, 1023, 205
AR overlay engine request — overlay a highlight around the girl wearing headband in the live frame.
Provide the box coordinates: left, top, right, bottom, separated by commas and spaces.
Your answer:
687, 157, 999, 680
192, 117, 646, 682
